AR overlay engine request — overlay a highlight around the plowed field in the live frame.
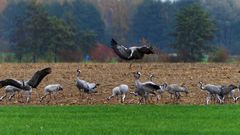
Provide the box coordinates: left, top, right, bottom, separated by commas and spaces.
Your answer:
0, 63, 239, 105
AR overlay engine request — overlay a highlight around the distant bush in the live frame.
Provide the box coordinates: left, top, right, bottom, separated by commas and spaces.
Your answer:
90, 44, 117, 62
209, 47, 229, 62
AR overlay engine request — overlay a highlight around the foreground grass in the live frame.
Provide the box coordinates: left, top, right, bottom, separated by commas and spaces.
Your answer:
0, 105, 239, 135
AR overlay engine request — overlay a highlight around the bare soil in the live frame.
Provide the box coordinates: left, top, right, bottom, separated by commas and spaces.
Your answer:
0, 63, 240, 105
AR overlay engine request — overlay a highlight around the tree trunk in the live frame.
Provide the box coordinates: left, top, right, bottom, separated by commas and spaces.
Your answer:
18, 55, 22, 63
54, 45, 57, 63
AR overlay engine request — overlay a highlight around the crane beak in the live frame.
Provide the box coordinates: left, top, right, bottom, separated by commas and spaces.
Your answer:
137, 72, 141, 75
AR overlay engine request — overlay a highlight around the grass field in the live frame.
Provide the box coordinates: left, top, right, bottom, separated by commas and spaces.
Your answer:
0, 105, 240, 135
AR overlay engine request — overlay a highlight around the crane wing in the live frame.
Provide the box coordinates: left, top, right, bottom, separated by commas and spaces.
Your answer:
0, 79, 23, 89
27, 67, 52, 88
138, 46, 154, 54
111, 39, 131, 60
143, 82, 160, 90
87, 83, 100, 89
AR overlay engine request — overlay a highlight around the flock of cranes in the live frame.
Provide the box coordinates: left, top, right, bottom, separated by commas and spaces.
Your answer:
0, 67, 51, 102
0, 39, 239, 105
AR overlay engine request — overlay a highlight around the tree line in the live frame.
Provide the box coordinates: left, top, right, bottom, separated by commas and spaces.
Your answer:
0, 0, 105, 62
0, 0, 238, 62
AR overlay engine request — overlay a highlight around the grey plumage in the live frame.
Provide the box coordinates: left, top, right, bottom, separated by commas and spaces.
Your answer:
162, 83, 189, 101
132, 72, 160, 103
111, 39, 154, 60
155, 84, 167, 101
148, 74, 166, 101
218, 84, 238, 103
107, 84, 129, 103
4, 85, 21, 93
199, 81, 223, 104
0, 85, 22, 101
40, 84, 63, 102
76, 69, 99, 94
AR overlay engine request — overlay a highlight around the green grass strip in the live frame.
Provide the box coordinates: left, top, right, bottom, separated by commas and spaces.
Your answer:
0, 105, 239, 135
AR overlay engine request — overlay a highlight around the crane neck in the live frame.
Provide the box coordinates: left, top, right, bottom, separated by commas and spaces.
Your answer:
135, 78, 141, 88
77, 72, 81, 79
199, 82, 205, 90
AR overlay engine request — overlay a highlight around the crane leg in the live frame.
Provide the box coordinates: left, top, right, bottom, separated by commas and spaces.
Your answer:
206, 93, 211, 105
26, 91, 32, 103
0, 93, 7, 101
8, 92, 15, 101
107, 95, 114, 101
40, 93, 49, 102
121, 94, 126, 103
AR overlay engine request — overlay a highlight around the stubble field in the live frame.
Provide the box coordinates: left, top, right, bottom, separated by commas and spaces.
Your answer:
0, 63, 240, 105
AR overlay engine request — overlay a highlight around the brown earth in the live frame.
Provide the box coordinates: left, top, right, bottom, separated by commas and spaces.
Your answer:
0, 63, 240, 105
